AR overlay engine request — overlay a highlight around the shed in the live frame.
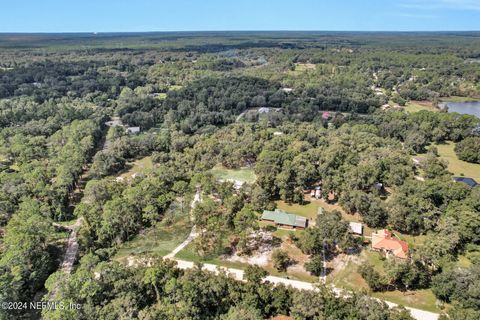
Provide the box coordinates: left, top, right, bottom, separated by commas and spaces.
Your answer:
349, 222, 363, 235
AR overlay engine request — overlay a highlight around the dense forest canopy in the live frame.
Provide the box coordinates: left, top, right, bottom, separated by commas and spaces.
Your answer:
1, 32, 480, 320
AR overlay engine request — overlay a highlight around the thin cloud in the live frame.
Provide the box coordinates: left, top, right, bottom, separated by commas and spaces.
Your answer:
399, 0, 480, 11
392, 12, 438, 19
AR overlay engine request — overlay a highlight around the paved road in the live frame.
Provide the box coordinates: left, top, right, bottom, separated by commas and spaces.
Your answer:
171, 259, 439, 320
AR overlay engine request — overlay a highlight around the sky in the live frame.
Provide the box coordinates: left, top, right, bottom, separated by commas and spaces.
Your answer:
1, 0, 480, 32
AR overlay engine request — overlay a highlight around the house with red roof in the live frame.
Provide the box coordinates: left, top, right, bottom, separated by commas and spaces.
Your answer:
371, 229, 409, 259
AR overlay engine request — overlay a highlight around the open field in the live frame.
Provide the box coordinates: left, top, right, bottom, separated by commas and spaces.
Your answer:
210, 164, 256, 184
420, 141, 480, 180
276, 200, 323, 220
117, 156, 154, 180
404, 101, 439, 113
373, 290, 439, 314
114, 202, 191, 260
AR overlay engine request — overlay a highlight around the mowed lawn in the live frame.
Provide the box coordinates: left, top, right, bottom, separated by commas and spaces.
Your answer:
209, 164, 256, 184
435, 141, 480, 180
114, 202, 192, 260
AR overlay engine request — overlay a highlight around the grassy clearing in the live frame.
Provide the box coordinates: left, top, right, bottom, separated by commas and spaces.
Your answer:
276, 200, 322, 220
437, 142, 480, 180
373, 290, 439, 313
175, 242, 317, 282
169, 85, 184, 91
114, 202, 191, 260
294, 63, 316, 72
404, 101, 438, 113
441, 96, 480, 102
117, 156, 154, 180
328, 251, 440, 313
457, 255, 472, 268
209, 164, 256, 184
429, 142, 480, 180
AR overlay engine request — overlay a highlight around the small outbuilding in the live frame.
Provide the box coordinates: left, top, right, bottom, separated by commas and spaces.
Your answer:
126, 127, 141, 134
349, 222, 363, 235
261, 209, 308, 230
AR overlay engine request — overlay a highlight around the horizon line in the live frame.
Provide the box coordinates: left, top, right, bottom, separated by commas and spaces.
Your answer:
1, 30, 480, 34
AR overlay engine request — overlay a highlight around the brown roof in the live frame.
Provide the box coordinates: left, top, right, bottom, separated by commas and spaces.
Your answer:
372, 229, 409, 259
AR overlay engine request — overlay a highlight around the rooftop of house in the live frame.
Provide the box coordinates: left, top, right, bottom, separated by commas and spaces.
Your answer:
372, 229, 409, 259
261, 209, 307, 228
126, 126, 141, 134
453, 177, 478, 188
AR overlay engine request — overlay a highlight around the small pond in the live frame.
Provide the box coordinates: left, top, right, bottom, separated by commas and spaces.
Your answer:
445, 101, 480, 118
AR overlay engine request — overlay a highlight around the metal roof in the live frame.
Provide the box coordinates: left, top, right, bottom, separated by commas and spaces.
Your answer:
349, 222, 363, 235
261, 209, 307, 228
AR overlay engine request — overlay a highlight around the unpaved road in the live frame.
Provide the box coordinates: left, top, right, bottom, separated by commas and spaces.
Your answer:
164, 188, 201, 259
59, 218, 82, 273
171, 259, 439, 320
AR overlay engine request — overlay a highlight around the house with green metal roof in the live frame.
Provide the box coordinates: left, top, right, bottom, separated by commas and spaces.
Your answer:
261, 209, 308, 230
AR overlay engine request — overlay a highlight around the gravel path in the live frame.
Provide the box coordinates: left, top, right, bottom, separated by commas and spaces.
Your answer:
59, 218, 82, 273
164, 189, 201, 259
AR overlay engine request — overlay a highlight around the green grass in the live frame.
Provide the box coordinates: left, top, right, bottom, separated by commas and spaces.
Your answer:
372, 290, 439, 313
114, 202, 192, 260
404, 102, 437, 113
427, 142, 480, 180
440, 96, 480, 102
117, 156, 154, 180
276, 200, 324, 220
175, 242, 317, 282
294, 63, 316, 72
209, 164, 256, 184
276, 200, 368, 231
328, 251, 440, 313
169, 85, 184, 91
457, 255, 472, 268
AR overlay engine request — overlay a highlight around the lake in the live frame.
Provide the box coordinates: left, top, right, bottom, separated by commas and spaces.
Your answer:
446, 101, 480, 118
